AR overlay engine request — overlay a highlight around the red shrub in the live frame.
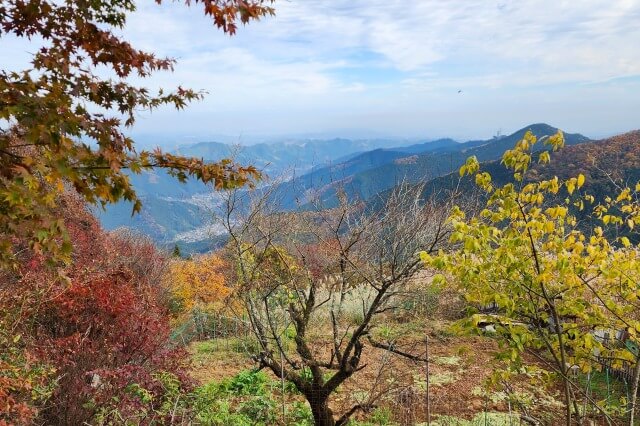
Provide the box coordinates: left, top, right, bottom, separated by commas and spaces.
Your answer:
1, 195, 188, 425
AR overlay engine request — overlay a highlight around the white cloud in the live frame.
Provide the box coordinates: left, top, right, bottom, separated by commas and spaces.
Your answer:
2, 0, 639, 138
121, 1, 640, 89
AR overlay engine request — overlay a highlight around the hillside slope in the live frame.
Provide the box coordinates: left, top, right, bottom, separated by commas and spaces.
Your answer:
412, 130, 640, 207
268, 138, 474, 209
284, 124, 589, 210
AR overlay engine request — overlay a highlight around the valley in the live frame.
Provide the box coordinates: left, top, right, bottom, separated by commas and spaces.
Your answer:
99, 123, 594, 255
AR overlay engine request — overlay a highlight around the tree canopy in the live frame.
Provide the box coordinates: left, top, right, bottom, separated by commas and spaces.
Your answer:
424, 131, 640, 425
0, 0, 274, 266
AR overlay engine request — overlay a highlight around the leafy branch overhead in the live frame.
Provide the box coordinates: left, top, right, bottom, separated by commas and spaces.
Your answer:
0, 0, 274, 266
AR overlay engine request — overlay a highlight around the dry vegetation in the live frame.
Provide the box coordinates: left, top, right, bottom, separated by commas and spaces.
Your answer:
183, 275, 568, 425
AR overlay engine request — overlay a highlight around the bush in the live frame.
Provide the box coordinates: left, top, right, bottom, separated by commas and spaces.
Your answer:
224, 369, 269, 396
190, 370, 301, 425
289, 401, 314, 425
0, 330, 56, 425
346, 406, 395, 426
1, 196, 186, 425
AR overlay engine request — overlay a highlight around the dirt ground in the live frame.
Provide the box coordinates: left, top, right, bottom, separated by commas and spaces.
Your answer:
187, 325, 566, 424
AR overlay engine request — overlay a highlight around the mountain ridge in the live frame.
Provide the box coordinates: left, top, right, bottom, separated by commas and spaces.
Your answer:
97, 123, 597, 253
410, 129, 640, 207
275, 123, 589, 210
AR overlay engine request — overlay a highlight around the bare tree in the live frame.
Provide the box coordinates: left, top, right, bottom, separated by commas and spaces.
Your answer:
218, 182, 452, 426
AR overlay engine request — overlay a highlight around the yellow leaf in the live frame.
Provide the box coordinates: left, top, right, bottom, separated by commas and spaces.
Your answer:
544, 221, 554, 233
617, 188, 631, 202
419, 251, 432, 264
577, 174, 585, 188
538, 151, 550, 164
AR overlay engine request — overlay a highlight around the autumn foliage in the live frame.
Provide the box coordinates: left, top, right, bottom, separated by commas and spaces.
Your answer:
0, 194, 187, 425
0, 0, 273, 267
425, 131, 640, 425
0, 1, 276, 423
167, 253, 232, 319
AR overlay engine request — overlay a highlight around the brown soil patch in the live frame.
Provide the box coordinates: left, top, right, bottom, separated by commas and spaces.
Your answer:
186, 328, 565, 424
187, 343, 254, 385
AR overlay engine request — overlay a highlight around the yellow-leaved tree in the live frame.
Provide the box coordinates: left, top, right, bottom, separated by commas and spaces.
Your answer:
423, 130, 640, 426
167, 253, 231, 320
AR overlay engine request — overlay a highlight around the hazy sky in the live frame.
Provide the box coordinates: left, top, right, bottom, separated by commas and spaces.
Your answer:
5, 1, 640, 142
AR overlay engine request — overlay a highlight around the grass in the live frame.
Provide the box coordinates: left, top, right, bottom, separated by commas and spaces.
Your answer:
434, 356, 462, 366
414, 371, 457, 389
183, 316, 571, 425
574, 369, 629, 417
430, 412, 518, 426
191, 336, 260, 358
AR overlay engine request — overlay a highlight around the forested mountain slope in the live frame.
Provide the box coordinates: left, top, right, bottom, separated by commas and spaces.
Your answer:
282, 123, 589, 210
412, 130, 640, 210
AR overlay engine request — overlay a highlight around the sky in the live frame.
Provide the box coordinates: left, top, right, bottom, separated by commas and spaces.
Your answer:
4, 0, 640, 143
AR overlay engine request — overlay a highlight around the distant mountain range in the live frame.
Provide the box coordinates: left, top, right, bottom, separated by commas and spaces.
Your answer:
97, 136, 435, 249
407, 130, 640, 217
98, 123, 599, 254
174, 138, 419, 175
268, 123, 589, 210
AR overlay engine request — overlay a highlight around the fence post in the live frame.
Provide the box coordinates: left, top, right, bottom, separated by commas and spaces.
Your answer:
425, 335, 430, 426
281, 348, 286, 424
213, 316, 217, 351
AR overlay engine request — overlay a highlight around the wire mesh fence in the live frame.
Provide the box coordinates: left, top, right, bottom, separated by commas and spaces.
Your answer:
168, 309, 639, 426
170, 311, 257, 352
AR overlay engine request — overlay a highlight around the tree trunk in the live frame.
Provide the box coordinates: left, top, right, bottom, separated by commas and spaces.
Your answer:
629, 355, 640, 426
309, 395, 336, 426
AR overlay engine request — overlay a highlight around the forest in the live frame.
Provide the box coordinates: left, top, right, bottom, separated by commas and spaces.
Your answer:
2, 1, 640, 426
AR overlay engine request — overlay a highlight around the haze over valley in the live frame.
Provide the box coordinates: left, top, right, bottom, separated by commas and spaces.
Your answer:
99, 122, 603, 253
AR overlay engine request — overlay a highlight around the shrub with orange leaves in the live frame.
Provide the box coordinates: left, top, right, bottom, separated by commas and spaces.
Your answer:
166, 254, 232, 319
0, 330, 55, 426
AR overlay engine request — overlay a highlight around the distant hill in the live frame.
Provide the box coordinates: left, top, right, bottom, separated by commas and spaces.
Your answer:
174, 137, 428, 176
275, 123, 589, 210
97, 136, 436, 252
266, 137, 474, 209
410, 130, 640, 212
530, 130, 640, 189
119, 138, 419, 199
